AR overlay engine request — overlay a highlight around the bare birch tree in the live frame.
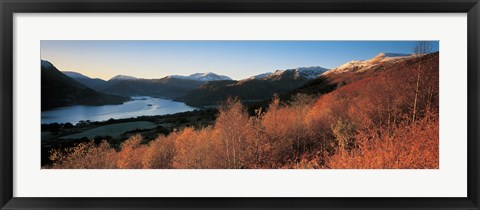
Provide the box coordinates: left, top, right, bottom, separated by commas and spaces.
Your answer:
411, 41, 433, 123
413, 41, 434, 55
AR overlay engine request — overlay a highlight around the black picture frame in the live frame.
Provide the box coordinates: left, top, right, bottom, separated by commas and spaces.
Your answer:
1, 0, 479, 209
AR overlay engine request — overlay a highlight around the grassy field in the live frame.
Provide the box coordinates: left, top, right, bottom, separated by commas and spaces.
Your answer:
60, 121, 157, 139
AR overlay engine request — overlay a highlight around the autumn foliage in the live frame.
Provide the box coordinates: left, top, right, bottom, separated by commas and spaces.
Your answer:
46, 53, 439, 169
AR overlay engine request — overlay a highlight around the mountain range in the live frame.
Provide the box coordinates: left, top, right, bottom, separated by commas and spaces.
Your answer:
43, 52, 419, 110
168, 72, 232, 81
61, 71, 233, 99
176, 66, 330, 106
96, 77, 205, 99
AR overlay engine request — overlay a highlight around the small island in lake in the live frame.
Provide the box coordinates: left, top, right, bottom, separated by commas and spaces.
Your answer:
41, 40, 439, 169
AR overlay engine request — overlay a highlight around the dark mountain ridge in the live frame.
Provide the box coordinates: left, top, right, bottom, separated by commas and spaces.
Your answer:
41, 60, 128, 110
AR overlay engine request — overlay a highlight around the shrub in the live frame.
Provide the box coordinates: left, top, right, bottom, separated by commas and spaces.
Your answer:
142, 136, 176, 169
48, 140, 116, 169
116, 134, 147, 169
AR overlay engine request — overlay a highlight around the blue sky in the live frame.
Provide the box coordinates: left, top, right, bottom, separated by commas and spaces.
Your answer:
41, 41, 439, 80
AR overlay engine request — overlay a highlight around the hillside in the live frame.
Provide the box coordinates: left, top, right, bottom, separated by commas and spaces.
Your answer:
41, 60, 129, 110
286, 52, 423, 98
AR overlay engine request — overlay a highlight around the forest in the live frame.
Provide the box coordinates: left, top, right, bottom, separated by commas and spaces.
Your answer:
44, 52, 439, 169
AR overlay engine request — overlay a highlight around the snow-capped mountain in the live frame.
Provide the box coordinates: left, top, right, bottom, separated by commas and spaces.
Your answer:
264, 66, 330, 80
109, 75, 138, 81
63, 71, 90, 79
169, 72, 232, 82
323, 52, 412, 75
292, 66, 330, 79
249, 72, 272, 80
247, 66, 329, 81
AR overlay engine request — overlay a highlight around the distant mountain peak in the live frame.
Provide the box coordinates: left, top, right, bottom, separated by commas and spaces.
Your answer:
168, 72, 232, 82
295, 66, 330, 70
324, 52, 414, 75
109, 75, 138, 81
249, 66, 329, 81
291, 66, 330, 78
63, 71, 90, 79
249, 72, 273, 80
192, 72, 213, 76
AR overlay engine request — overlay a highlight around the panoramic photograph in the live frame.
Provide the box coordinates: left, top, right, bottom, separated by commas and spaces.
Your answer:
41, 40, 439, 169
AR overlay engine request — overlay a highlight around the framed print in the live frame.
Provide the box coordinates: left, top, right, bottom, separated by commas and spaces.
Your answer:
1, 0, 479, 209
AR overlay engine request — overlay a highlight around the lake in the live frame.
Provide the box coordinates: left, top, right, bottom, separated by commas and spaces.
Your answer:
41, 96, 196, 124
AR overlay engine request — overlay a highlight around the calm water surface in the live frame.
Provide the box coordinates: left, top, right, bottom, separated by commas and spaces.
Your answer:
41, 96, 196, 124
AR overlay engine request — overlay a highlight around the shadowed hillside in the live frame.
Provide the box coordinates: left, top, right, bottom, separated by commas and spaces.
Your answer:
41, 60, 129, 110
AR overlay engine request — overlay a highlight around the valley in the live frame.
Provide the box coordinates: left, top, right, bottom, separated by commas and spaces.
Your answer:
41, 46, 439, 169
